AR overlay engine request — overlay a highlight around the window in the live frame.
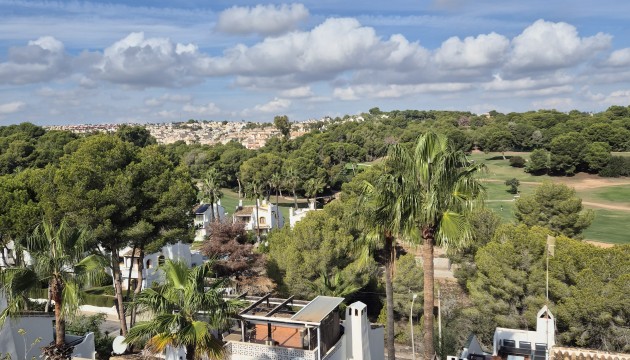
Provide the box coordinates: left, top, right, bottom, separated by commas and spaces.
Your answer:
158, 255, 165, 266
259, 217, 266, 225
146, 259, 152, 269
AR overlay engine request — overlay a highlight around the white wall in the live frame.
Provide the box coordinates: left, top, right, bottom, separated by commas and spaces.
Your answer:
0, 314, 54, 360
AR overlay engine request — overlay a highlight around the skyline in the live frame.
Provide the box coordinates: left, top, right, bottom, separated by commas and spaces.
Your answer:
1, 0, 630, 125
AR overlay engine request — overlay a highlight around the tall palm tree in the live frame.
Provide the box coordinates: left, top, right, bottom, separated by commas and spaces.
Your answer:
303, 178, 325, 207
125, 260, 242, 360
269, 172, 283, 224
246, 180, 264, 240
0, 219, 105, 358
283, 166, 300, 209
198, 168, 223, 222
359, 178, 403, 360
386, 132, 485, 360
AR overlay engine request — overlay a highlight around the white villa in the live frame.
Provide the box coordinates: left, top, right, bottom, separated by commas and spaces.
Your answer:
119, 241, 204, 290
289, 200, 320, 228
233, 199, 284, 235
194, 201, 227, 242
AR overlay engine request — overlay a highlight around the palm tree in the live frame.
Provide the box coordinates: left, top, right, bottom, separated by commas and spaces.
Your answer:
246, 180, 264, 240
303, 178, 325, 207
310, 270, 360, 300
198, 168, 223, 223
0, 219, 105, 358
283, 166, 300, 209
125, 260, 242, 360
269, 172, 283, 224
359, 178, 403, 360
385, 132, 485, 360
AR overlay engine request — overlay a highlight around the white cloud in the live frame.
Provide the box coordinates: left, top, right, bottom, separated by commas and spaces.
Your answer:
605, 48, 630, 67
0, 36, 70, 84
532, 97, 574, 109
482, 73, 572, 92
334, 82, 472, 100
279, 86, 314, 98
253, 98, 291, 113
145, 94, 193, 107
183, 102, 221, 116
216, 4, 309, 36
507, 19, 611, 72
434, 32, 509, 69
601, 89, 630, 105
95, 32, 206, 88
0, 101, 26, 115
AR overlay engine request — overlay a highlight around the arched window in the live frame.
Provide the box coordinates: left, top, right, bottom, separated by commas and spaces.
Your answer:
158, 255, 165, 266
259, 217, 266, 225
146, 259, 152, 269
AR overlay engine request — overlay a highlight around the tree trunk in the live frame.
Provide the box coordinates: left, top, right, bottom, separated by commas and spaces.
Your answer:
384, 234, 396, 360
422, 228, 435, 360
52, 278, 65, 347
292, 189, 298, 209
210, 200, 215, 223
126, 244, 137, 299
186, 344, 195, 360
255, 200, 261, 240
237, 178, 242, 200
130, 250, 144, 327
112, 250, 128, 335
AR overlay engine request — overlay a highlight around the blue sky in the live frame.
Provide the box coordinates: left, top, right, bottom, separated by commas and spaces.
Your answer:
1, 0, 630, 125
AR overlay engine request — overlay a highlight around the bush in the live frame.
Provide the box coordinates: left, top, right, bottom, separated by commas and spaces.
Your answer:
509, 156, 526, 168
599, 156, 630, 177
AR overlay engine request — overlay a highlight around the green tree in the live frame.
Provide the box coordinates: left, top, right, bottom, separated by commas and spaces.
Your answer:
526, 149, 550, 175
116, 125, 157, 148
125, 260, 242, 360
549, 132, 586, 175
385, 132, 485, 360
505, 178, 520, 194
273, 115, 291, 138
283, 166, 301, 209
583, 142, 612, 173
392, 253, 423, 318
303, 177, 325, 205
0, 219, 105, 358
198, 168, 224, 222
269, 172, 283, 224
514, 182, 593, 238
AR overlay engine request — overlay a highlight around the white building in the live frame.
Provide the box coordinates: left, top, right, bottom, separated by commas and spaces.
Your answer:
233, 200, 284, 235
0, 241, 32, 268
119, 241, 204, 290
289, 200, 320, 228
223, 295, 384, 360
194, 201, 227, 242
0, 295, 96, 360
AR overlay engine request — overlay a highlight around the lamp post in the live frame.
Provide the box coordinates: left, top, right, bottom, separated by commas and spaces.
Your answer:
410, 293, 418, 360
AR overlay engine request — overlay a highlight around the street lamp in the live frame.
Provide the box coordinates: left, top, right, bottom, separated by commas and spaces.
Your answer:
410, 293, 418, 360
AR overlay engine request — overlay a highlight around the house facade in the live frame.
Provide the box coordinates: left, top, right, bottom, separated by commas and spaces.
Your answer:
233, 199, 284, 235
289, 200, 320, 228
194, 201, 227, 242
119, 241, 204, 290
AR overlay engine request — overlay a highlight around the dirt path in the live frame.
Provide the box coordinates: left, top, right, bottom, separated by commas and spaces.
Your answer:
582, 201, 630, 211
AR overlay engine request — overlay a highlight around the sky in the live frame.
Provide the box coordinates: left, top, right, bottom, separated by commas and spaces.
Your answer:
1, 0, 630, 125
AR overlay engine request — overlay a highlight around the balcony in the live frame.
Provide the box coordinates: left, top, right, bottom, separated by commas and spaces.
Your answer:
225, 340, 317, 360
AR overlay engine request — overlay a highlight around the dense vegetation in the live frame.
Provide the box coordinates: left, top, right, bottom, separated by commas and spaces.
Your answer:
0, 105, 629, 358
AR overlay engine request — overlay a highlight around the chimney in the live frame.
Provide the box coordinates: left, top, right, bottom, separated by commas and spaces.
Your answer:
308, 199, 316, 210
345, 301, 371, 360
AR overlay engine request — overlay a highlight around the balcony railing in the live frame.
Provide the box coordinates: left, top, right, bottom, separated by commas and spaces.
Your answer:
225, 341, 317, 360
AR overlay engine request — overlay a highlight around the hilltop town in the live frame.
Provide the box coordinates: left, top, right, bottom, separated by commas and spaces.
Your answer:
45, 117, 357, 149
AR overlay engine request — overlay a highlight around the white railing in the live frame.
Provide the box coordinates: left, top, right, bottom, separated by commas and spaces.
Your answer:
225, 341, 317, 360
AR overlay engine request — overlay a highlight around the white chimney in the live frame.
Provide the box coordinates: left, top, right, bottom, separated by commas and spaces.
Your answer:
308, 199, 316, 210
535, 306, 555, 348
345, 301, 371, 360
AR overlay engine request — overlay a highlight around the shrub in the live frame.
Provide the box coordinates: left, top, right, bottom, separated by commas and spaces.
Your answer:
599, 156, 630, 177
509, 156, 526, 168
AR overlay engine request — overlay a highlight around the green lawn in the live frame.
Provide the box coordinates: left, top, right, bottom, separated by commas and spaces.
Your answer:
582, 209, 630, 244
470, 151, 630, 245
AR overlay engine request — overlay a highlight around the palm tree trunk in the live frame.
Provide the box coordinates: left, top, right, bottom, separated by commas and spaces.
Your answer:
422, 228, 435, 360
275, 190, 279, 225
210, 200, 215, 222
186, 344, 195, 360
384, 234, 396, 360
237, 178, 242, 200
112, 251, 128, 335
255, 200, 261, 240
52, 278, 65, 347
